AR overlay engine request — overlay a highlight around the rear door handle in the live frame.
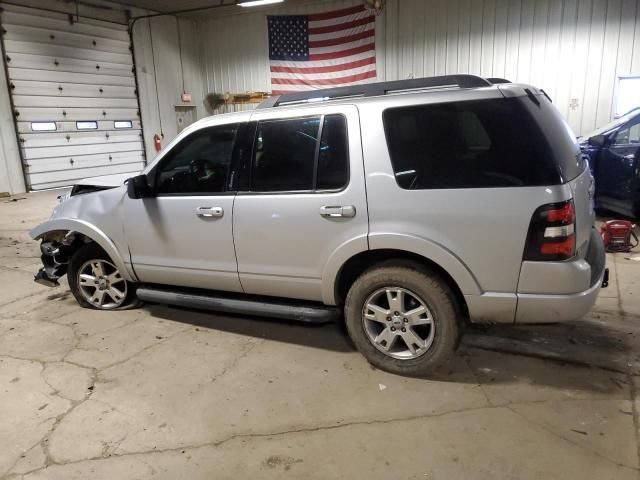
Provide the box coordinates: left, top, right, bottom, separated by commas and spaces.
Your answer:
319, 205, 356, 218
196, 206, 223, 218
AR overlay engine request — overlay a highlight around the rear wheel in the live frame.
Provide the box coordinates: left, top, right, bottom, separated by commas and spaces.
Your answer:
68, 243, 140, 310
344, 261, 461, 376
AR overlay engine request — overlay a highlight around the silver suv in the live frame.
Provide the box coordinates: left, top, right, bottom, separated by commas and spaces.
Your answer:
31, 75, 607, 376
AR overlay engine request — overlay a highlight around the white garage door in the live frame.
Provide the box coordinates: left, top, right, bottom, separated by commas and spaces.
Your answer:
1, 4, 145, 190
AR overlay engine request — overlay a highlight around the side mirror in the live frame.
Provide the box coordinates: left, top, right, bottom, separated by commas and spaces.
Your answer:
588, 134, 607, 147
126, 174, 153, 199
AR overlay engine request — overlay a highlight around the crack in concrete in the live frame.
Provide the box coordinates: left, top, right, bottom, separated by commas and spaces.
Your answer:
0, 323, 190, 478
12, 404, 502, 476
95, 326, 192, 373
504, 404, 639, 472
209, 339, 261, 384
462, 354, 495, 408
13, 398, 640, 478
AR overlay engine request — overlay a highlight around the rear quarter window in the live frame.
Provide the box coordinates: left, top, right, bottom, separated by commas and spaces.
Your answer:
383, 97, 582, 190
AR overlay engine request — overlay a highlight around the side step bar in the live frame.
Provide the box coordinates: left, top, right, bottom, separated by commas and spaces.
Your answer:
136, 286, 340, 324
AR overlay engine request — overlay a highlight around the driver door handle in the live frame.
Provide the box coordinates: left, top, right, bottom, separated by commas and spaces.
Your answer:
196, 206, 223, 218
319, 205, 356, 218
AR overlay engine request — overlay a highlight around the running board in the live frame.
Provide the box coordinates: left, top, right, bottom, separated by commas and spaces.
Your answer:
136, 286, 340, 324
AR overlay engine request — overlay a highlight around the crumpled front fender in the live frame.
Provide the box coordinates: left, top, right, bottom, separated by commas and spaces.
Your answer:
30, 218, 135, 282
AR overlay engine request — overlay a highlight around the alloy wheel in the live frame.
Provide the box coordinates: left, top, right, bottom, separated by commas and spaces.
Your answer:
362, 287, 436, 360
77, 259, 128, 309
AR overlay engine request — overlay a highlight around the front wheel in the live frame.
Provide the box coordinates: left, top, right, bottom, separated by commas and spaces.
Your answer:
344, 261, 461, 376
68, 243, 140, 310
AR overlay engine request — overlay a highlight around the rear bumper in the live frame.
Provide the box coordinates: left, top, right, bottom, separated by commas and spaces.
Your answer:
515, 271, 604, 323
515, 228, 606, 324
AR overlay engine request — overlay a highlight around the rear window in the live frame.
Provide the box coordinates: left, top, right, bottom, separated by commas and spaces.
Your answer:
383, 97, 583, 190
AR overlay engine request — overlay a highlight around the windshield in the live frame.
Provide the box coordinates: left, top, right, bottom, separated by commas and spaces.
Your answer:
582, 109, 639, 139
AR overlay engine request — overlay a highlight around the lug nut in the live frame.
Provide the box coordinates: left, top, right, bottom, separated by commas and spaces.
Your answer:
386, 316, 391, 321
390, 327, 396, 332
403, 318, 408, 323
394, 311, 400, 316
401, 327, 406, 332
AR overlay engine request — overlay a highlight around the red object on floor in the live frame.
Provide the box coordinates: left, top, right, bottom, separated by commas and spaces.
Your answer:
600, 220, 639, 253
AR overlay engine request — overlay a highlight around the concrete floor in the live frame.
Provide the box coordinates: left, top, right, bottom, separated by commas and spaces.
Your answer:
1, 191, 639, 480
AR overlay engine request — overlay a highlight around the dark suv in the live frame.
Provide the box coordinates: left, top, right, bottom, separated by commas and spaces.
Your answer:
580, 108, 640, 218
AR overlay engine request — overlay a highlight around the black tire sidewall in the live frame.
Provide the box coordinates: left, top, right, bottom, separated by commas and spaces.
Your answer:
344, 263, 460, 376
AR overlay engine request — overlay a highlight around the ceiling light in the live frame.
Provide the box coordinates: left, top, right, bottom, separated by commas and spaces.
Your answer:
238, 0, 284, 7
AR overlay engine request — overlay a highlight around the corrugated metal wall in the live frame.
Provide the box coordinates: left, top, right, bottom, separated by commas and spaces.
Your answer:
132, 16, 204, 157
198, 0, 640, 136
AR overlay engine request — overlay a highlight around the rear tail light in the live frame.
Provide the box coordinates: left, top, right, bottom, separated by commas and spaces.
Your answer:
524, 200, 576, 261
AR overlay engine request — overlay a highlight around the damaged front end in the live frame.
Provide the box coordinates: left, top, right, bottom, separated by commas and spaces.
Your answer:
34, 231, 79, 287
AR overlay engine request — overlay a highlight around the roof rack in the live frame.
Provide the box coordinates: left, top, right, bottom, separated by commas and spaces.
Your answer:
257, 74, 493, 109
486, 77, 511, 84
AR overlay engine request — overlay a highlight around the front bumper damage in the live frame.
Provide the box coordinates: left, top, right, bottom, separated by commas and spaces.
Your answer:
33, 232, 77, 287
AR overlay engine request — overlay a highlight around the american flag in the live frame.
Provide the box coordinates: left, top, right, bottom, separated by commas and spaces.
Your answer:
268, 5, 377, 95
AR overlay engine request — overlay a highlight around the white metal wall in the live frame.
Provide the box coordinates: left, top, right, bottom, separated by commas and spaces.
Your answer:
132, 15, 205, 157
198, 0, 640, 136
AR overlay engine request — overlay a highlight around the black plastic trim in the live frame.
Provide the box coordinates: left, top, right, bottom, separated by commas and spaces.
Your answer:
136, 285, 340, 324
258, 75, 492, 109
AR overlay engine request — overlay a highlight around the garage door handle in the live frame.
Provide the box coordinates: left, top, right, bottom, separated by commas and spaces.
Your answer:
320, 205, 356, 218
196, 206, 223, 218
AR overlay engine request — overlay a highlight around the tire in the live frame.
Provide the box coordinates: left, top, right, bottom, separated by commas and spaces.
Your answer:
344, 260, 461, 376
68, 243, 141, 310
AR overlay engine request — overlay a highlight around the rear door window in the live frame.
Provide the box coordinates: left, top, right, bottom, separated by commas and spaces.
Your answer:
250, 114, 349, 192
383, 97, 580, 190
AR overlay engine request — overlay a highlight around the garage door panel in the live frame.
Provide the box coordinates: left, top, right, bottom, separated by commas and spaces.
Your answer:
4, 40, 132, 65
2, 4, 146, 190
8, 68, 135, 86
24, 141, 143, 160
1, 9, 130, 42
7, 53, 133, 76
4, 25, 131, 54
13, 95, 138, 109
11, 80, 136, 99
28, 162, 145, 190
16, 119, 142, 133
26, 151, 145, 173
16, 107, 139, 121
20, 130, 142, 148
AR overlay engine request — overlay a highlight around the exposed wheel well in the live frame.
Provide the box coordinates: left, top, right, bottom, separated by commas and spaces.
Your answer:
40, 230, 101, 251
334, 249, 468, 317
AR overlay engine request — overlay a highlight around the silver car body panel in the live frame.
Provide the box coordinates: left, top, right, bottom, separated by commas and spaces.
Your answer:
236, 104, 368, 302
30, 83, 605, 325
30, 185, 135, 281
121, 112, 254, 292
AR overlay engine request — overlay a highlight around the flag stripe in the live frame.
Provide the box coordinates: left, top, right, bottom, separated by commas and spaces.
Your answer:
269, 50, 375, 68
270, 56, 376, 74
271, 70, 377, 86
307, 5, 365, 21
271, 77, 377, 94
308, 15, 373, 35
309, 28, 374, 48
309, 43, 375, 61
271, 64, 376, 80
309, 11, 373, 29
310, 36, 375, 55
309, 21, 374, 42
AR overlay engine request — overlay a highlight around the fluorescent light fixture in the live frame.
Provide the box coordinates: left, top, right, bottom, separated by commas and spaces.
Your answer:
239, 0, 284, 7
31, 122, 56, 131
114, 120, 133, 129
76, 121, 98, 130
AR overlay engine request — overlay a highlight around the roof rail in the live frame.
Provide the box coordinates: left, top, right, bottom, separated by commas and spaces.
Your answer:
486, 77, 511, 84
257, 74, 492, 109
